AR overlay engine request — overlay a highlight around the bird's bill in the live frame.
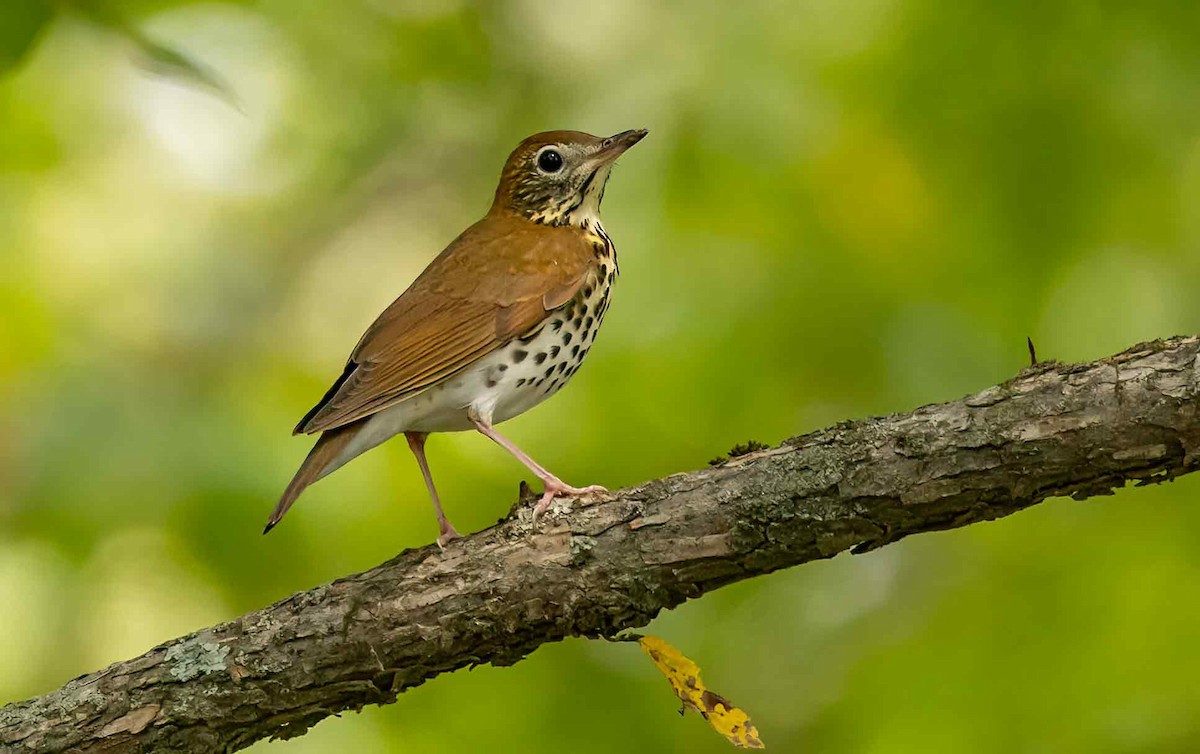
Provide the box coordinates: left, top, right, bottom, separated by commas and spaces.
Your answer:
592, 129, 648, 165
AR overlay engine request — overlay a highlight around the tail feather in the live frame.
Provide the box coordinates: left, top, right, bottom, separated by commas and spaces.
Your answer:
264, 424, 360, 534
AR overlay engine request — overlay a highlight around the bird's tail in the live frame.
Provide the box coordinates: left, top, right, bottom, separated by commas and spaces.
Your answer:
264, 423, 360, 534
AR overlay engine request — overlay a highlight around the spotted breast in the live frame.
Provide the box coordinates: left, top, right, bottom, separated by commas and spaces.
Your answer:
473, 222, 617, 425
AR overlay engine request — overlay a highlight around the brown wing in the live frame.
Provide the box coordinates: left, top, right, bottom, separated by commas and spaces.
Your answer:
294, 213, 594, 435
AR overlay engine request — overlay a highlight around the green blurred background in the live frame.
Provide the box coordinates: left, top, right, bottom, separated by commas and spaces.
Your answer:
3, 0, 1200, 751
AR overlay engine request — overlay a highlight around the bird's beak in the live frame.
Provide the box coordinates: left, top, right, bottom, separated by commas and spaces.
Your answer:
593, 129, 648, 164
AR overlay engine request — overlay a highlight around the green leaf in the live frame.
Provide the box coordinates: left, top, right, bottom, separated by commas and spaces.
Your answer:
66, 0, 242, 110
127, 29, 243, 112
0, 0, 53, 75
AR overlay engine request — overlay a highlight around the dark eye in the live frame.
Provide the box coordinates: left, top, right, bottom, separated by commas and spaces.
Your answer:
537, 148, 563, 173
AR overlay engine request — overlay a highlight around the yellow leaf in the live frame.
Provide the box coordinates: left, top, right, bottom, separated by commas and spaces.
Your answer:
638, 635, 765, 749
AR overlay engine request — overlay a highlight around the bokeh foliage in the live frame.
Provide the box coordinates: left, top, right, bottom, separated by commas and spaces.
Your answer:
2, 1, 1200, 751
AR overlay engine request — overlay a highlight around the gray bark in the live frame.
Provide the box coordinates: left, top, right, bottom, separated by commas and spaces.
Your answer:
4, 336, 1199, 753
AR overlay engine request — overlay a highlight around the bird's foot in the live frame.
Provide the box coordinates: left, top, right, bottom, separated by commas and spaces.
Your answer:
532, 480, 608, 521
436, 522, 461, 550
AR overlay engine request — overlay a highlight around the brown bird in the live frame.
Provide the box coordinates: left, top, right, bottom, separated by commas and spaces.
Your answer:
266, 129, 648, 546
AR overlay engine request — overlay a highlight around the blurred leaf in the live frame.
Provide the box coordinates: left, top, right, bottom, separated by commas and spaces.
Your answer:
0, 0, 53, 75
639, 635, 766, 749
127, 29, 243, 112
66, 0, 242, 110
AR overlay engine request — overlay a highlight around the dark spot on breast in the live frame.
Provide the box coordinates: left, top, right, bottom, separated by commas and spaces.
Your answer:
544, 367, 555, 379
535, 352, 547, 365
549, 345, 560, 357
584, 316, 593, 330
571, 345, 579, 358
498, 364, 507, 372
516, 378, 526, 387
581, 346, 591, 358
566, 364, 580, 378
556, 362, 566, 374
552, 319, 563, 332
584, 285, 593, 298
486, 378, 498, 388
519, 328, 541, 344
563, 332, 573, 345
513, 350, 528, 363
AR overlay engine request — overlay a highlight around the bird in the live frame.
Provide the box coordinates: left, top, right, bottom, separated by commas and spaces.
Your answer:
265, 129, 648, 546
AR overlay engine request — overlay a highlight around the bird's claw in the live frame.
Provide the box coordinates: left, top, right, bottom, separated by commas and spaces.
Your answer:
532, 482, 608, 522
436, 524, 461, 550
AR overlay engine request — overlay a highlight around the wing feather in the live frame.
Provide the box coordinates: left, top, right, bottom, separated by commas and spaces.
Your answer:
294, 214, 593, 434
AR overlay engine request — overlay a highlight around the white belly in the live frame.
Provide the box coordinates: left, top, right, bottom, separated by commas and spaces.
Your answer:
322, 275, 612, 476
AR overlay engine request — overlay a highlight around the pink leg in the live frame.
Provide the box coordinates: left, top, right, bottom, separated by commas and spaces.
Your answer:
405, 432, 460, 548
469, 416, 606, 518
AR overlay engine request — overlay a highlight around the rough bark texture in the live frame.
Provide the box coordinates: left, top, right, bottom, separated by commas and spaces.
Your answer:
4, 336, 1200, 753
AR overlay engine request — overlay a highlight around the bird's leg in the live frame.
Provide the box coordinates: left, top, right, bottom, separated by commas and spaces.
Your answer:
469, 415, 606, 518
405, 431, 460, 548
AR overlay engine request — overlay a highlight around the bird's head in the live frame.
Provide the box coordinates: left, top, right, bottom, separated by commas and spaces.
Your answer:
491, 129, 647, 227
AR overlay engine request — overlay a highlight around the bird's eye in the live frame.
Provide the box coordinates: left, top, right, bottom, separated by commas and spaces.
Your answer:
537, 148, 563, 173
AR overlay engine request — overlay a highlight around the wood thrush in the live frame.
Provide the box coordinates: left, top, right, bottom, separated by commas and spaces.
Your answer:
266, 129, 648, 546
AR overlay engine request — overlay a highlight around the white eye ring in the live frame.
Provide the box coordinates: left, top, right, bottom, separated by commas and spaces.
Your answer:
536, 146, 564, 174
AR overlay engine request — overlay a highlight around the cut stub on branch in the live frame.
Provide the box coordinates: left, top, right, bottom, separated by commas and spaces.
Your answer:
638, 635, 765, 749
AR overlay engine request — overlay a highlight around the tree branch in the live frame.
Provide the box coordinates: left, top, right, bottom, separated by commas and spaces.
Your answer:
5, 336, 1200, 753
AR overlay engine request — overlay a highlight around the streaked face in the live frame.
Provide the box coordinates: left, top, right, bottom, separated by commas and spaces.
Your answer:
495, 129, 647, 227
